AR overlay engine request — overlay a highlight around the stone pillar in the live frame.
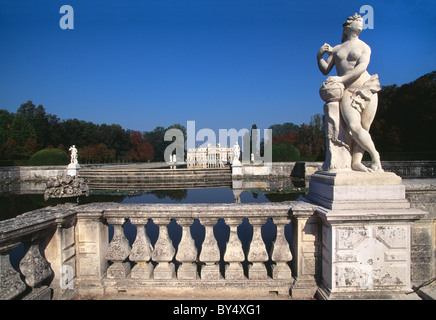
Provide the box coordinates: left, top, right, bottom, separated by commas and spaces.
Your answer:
247, 217, 269, 279
151, 218, 176, 280
306, 170, 428, 300
44, 212, 77, 300
223, 218, 245, 279
199, 218, 221, 280
129, 218, 153, 279
290, 207, 320, 299
271, 217, 293, 280
175, 218, 198, 280
75, 210, 108, 295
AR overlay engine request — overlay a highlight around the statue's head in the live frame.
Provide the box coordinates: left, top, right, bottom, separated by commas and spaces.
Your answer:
342, 13, 363, 42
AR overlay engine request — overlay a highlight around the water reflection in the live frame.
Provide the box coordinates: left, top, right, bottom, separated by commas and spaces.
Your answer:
0, 177, 307, 221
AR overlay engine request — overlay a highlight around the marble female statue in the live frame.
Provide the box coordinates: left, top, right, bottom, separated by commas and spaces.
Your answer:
317, 13, 382, 172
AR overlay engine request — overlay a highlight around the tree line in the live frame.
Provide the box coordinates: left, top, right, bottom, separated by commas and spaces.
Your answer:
371, 71, 435, 159
0, 71, 434, 165
0, 101, 186, 164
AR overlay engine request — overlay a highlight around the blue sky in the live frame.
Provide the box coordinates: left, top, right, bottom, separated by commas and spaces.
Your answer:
0, 0, 435, 134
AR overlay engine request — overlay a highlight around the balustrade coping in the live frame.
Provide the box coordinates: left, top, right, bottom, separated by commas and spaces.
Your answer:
75, 201, 317, 219
0, 204, 77, 248
0, 201, 317, 249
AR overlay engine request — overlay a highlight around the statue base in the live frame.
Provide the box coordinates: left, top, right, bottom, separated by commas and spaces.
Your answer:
67, 163, 81, 177
305, 170, 427, 300
306, 170, 410, 210
231, 159, 242, 177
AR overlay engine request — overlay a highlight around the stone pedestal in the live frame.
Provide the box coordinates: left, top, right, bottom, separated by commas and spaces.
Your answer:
306, 170, 409, 210
306, 170, 427, 300
232, 159, 242, 177
67, 163, 81, 177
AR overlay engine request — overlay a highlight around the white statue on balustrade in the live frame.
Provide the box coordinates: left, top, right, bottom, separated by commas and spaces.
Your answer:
67, 145, 80, 176
232, 142, 241, 164
69, 145, 78, 165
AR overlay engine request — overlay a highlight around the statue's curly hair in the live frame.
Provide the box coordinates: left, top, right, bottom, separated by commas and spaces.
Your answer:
343, 13, 362, 28
341, 13, 362, 43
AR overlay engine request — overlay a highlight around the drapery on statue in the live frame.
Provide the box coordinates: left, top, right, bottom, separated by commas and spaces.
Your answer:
317, 13, 382, 172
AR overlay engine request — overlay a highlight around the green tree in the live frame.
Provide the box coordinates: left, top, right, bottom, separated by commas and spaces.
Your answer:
10, 113, 36, 147
28, 148, 69, 166
0, 110, 13, 158
144, 124, 186, 162
269, 122, 300, 136
295, 114, 325, 159
272, 143, 300, 162
371, 71, 436, 157
16, 101, 61, 149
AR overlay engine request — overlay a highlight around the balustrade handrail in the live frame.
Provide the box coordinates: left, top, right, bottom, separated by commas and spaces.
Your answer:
77, 201, 298, 218
0, 205, 76, 249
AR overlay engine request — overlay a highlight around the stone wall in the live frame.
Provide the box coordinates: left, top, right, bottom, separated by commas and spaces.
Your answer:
0, 166, 67, 181
0, 161, 434, 182
240, 162, 323, 179
404, 179, 436, 285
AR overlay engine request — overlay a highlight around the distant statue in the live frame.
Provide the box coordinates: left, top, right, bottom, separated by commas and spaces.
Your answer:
317, 13, 382, 172
232, 142, 241, 163
69, 145, 78, 165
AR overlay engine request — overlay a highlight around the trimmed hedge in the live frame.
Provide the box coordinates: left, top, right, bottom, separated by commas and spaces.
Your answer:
272, 143, 300, 162
28, 148, 70, 166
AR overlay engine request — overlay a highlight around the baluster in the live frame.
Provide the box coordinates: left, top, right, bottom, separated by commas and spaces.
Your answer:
151, 218, 176, 279
129, 218, 153, 279
175, 218, 198, 280
199, 218, 221, 280
106, 217, 131, 279
19, 235, 53, 288
247, 217, 269, 279
0, 243, 27, 300
271, 217, 293, 279
223, 218, 245, 280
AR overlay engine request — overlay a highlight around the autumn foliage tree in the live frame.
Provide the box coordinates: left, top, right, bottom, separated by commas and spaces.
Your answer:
129, 131, 154, 162
79, 143, 116, 163
272, 129, 298, 146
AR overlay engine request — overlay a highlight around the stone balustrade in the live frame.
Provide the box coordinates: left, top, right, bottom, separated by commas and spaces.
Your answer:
0, 201, 321, 299
75, 202, 318, 298
0, 205, 77, 300
1, 197, 430, 300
